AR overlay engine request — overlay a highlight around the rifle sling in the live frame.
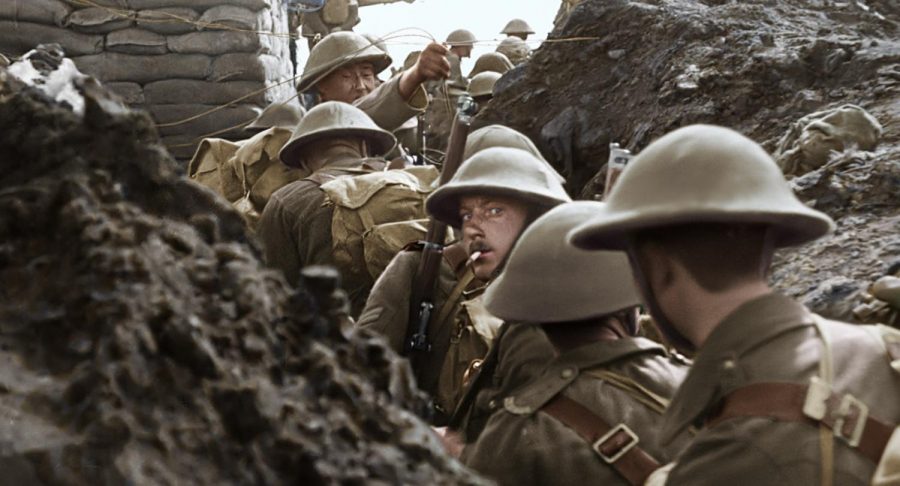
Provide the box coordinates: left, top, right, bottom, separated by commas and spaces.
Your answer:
542, 394, 661, 485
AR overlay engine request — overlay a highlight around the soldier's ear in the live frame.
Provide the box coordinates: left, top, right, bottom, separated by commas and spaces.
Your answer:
633, 241, 678, 295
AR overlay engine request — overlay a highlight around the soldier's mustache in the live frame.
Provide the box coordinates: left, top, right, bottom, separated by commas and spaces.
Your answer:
469, 241, 492, 254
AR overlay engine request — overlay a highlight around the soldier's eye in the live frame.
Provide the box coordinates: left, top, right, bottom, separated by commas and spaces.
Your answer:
460, 212, 472, 222
487, 207, 503, 216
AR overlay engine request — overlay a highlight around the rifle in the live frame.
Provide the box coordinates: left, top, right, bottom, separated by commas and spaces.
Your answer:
604, 142, 633, 200
404, 95, 477, 368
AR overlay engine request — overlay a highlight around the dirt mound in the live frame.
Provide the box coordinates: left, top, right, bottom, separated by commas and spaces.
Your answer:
485, 0, 899, 323
0, 52, 484, 485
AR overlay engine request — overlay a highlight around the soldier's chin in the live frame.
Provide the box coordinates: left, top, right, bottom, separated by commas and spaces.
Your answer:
472, 258, 497, 281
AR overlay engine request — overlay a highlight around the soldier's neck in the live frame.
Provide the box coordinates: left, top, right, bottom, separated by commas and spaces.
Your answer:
542, 318, 628, 354
305, 140, 368, 172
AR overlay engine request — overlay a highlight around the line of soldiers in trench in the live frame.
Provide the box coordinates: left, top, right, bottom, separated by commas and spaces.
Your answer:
189, 22, 900, 486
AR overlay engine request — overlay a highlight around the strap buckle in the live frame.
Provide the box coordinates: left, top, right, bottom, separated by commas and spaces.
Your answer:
833, 394, 868, 448
592, 423, 639, 464
802, 376, 831, 421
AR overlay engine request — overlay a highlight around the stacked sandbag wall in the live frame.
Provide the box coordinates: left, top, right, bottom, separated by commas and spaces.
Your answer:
0, 0, 296, 160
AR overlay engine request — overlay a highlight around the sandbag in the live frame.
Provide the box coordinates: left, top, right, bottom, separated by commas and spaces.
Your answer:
65, 7, 135, 34
187, 137, 244, 202
72, 53, 211, 83
0, 21, 103, 57
144, 79, 265, 105
136, 8, 200, 35
228, 127, 306, 212
0, 0, 71, 27
167, 31, 264, 56
776, 104, 883, 176
320, 165, 440, 302
198, 6, 261, 31
211, 53, 288, 82
363, 219, 454, 280
127, 0, 269, 10
160, 134, 204, 161
106, 82, 145, 105
148, 103, 259, 138
106, 28, 168, 55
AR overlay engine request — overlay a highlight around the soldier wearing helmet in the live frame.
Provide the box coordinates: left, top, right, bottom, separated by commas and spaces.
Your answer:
446, 28, 477, 59
568, 125, 900, 485
460, 202, 693, 484
496, 37, 531, 65
468, 52, 515, 78
357, 146, 570, 423
468, 71, 501, 110
257, 101, 396, 286
244, 102, 306, 133
298, 31, 451, 132
500, 18, 535, 41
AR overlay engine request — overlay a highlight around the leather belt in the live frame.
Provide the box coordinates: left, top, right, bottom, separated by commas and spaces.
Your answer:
706, 382, 894, 464
543, 394, 660, 485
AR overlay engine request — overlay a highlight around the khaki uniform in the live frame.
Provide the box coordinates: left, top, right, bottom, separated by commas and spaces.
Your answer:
356, 246, 498, 418
462, 337, 693, 485
257, 157, 384, 286
663, 293, 900, 485
452, 322, 556, 443
355, 74, 427, 133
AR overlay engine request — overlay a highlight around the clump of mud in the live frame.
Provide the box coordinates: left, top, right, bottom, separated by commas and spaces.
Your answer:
486, 0, 899, 323
0, 54, 484, 484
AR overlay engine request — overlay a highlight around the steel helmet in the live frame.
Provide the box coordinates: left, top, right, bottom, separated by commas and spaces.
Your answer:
297, 31, 392, 92
426, 147, 571, 228
279, 101, 396, 168
362, 33, 389, 56
485, 201, 639, 323
496, 37, 530, 64
568, 124, 836, 251
463, 125, 565, 183
469, 52, 514, 77
500, 18, 535, 36
402, 50, 421, 71
468, 71, 501, 99
446, 29, 476, 47
245, 102, 306, 131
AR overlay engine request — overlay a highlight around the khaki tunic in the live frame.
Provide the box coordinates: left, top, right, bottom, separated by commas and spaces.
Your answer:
452, 322, 556, 443
355, 74, 427, 133
357, 246, 496, 417
257, 157, 383, 287
462, 337, 693, 485
663, 293, 900, 485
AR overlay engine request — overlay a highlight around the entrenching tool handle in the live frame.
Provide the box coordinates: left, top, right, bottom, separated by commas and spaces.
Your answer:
405, 96, 477, 366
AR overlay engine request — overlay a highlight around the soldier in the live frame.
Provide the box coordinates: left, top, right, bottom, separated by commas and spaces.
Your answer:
298, 0, 360, 50
469, 72, 501, 110
257, 101, 395, 287
569, 124, 900, 485
446, 28, 477, 60
297, 31, 450, 131
244, 102, 306, 133
462, 201, 693, 484
357, 146, 570, 422
500, 18, 535, 41
468, 52, 514, 78
496, 36, 531, 65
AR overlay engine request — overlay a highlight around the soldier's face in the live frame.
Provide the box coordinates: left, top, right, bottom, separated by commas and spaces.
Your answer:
317, 62, 377, 103
458, 195, 529, 280
450, 46, 473, 59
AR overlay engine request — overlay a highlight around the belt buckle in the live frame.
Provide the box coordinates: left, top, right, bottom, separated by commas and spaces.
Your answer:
592, 423, 639, 464
802, 376, 831, 421
833, 394, 868, 448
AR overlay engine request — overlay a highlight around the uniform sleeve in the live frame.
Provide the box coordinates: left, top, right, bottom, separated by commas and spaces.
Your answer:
462, 414, 543, 486
356, 250, 419, 352
354, 75, 427, 132
258, 192, 303, 286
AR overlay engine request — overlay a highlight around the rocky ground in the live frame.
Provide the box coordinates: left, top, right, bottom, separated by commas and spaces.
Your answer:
485, 0, 899, 323
0, 52, 484, 485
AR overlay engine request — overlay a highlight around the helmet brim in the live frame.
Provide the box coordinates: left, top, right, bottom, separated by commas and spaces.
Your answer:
425, 183, 565, 228
568, 205, 835, 251
279, 127, 396, 168
297, 52, 392, 93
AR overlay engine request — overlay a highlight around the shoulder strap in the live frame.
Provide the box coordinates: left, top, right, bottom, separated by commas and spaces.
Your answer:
583, 369, 670, 415
541, 393, 661, 486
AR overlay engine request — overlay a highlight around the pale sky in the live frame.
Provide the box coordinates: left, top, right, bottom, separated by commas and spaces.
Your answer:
299, 0, 560, 74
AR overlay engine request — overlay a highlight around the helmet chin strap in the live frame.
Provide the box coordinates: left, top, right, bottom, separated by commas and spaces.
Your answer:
625, 242, 696, 354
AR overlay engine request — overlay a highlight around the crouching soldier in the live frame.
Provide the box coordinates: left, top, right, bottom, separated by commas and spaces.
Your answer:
462, 201, 693, 485
257, 101, 395, 287
569, 125, 900, 485
357, 146, 570, 423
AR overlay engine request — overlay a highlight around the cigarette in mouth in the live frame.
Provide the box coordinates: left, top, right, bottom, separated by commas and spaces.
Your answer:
468, 251, 482, 265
